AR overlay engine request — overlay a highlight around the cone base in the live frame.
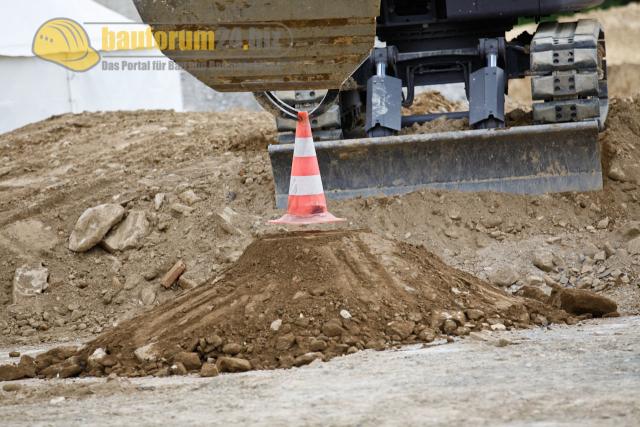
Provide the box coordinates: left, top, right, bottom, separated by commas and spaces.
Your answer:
269, 212, 346, 225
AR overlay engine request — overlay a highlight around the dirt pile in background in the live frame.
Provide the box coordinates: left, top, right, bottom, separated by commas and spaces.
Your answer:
601, 97, 640, 185
403, 91, 461, 115
5, 230, 577, 379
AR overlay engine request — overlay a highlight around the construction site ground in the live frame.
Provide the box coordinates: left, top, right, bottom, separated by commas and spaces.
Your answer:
1, 4, 640, 425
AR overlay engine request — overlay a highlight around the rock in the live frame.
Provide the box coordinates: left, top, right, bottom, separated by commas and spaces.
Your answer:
596, 217, 610, 230
608, 163, 627, 182
525, 275, 545, 287
124, 275, 142, 291
173, 352, 202, 371
13, 264, 48, 302
309, 339, 327, 352
0, 364, 26, 381
454, 326, 471, 336
627, 237, 640, 255
582, 243, 600, 258
490, 323, 506, 331
294, 352, 323, 367
222, 343, 242, 355
518, 285, 549, 303
533, 251, 555, 272
170, 362, 188, 376
594, 251, 607, 262
49, 396, 66, 405
170, 203, 195, 216
418, 329, 437, 343
604, 242, 616, 258
2, 383, 21, 392
442, 319, 458, 334
179, 190, 202, 206
339, 309, 352, 319
139, 286, 157, 306
177, 276, 199, 290
549, 289, 617, 317
69, 204, 125, 252
487, 266, 519, 287
444, 227, 459, 239
103, 211, 149, 251
41, 357, 83, 379
134, 343, 158, 363
216, 357, 252, 373
154, 193, 165, 211
481, 217, 503, 228
200, 363, 219, 378
270, 319, 282, 331
531, 313, 549, 326
88, 348, 107, 368
161, 260, 187, 288
206, 334, 223, 349
387, 320, 415, 340
430, 310, 451, 330
466, 309, 485, 321
275, 334, 296, 351
9, 351, 20, 358
321, 320, 344, 337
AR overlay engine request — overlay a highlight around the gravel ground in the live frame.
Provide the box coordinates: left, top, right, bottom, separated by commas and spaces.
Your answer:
1, 317, 639, 426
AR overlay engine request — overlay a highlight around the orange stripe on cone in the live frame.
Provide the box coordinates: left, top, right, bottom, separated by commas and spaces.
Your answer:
291, 156, 321, 176
269, 111, 345, 225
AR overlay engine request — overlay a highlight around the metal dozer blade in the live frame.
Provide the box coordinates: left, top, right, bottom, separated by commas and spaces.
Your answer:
270, 122, 601, 208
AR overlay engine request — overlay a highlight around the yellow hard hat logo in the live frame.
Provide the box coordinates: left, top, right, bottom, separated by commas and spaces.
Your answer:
33, 18, 100, 72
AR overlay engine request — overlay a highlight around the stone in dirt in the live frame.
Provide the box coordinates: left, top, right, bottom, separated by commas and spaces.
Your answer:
179, 190, 202, 206
154, 193, 165, 211
2, 383, 21, 392
0, 358, 34, 382
134, 343, 159, 363
139, 286, 157, 306
387, 320, 415, 340
549, 289, 618, 317
161, 260, 186, 288
533, 251, 555, 272
103, 210, 149, 251
294, 352, 323, 367
40, 357, 83, 379
68, 204, 125, 252
42, 231, 570, 379
216, 357, 252, 373
173, 352, 202, 371
200, 363, 219, 377
13, 263, 48, 302
487, 266, 519, 287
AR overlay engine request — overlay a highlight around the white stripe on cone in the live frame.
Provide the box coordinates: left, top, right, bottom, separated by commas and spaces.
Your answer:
293, 137, 316, 157
289, 175, 325, 196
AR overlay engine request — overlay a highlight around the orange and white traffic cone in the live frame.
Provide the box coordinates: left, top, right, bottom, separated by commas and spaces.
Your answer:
270, 111, 345, 225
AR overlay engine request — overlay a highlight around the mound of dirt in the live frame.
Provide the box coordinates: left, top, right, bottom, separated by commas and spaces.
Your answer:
1, 230, 575, 380
403, 91, 461, 115
601, 97, 640, 184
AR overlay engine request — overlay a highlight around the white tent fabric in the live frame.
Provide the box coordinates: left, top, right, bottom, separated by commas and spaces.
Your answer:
0, 0, 183, 134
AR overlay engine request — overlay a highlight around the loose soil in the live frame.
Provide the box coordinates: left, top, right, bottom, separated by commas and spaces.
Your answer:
23, 230, 573, 379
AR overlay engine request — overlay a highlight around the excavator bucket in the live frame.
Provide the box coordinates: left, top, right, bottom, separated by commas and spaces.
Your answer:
132, 0, 379, 92
269, 121, 602, 208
